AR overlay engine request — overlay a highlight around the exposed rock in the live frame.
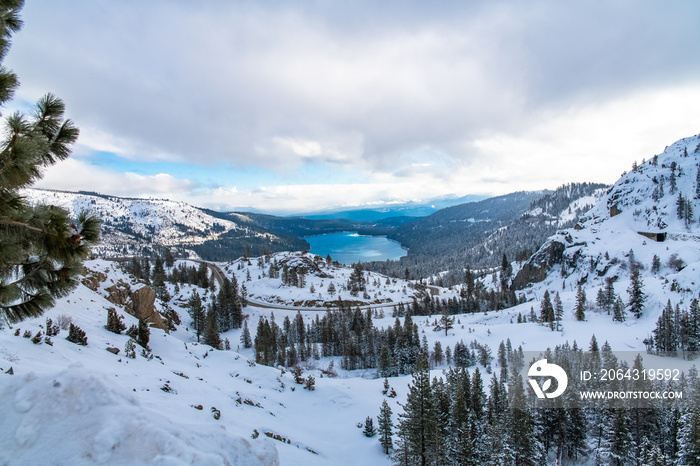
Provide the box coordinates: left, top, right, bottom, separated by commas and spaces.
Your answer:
81, 268, 107, 292
125, 286, 167, 331
102, 280, 168, 332
104, 280, 132, 307
106, 347, 120, 355
512, 240, 566, 289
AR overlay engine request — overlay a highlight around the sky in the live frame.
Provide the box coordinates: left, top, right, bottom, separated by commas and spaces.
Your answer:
4, 0, 700, 214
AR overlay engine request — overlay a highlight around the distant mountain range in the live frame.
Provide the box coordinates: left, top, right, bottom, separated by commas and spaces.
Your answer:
294, 194, 487, 221
23, 182, 607, 277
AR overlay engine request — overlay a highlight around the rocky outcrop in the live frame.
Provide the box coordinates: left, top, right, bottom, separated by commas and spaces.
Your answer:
103, 281, 167, 331
125, 286, 166, 331
81, 268, 107, 292
104, 280, 131, 307
512, 240, 566, 289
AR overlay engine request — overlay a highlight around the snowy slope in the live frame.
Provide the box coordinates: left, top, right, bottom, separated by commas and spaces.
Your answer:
0, 260, 418, 466
511, 134, 700, 337
21, 189, 279, 259
223, 251, 446, 308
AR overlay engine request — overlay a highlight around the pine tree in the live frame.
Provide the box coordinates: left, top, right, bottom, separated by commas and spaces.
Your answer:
136, 319, 150, 349
434, 307, 454, 336
574, 284, 586, 321
651, 254, 661, 274
396, 353, 433, 466
66, 323, 87, 346
187, 291, 205, 342
0, 1, 99, 324
203, 306, 221, 349
378, 399, 394, 454
628, 267, 646, 318
539, 290, 554, 328
363, 416, 376, 437
612, 296, 626, 322
152, 257, 167, 300
240, 319, 252, 348
687, 298, 700, 354
508, 367, 540, 465
606, 408, 635, 466
553, 292, 564, 331
124, 339, 136, 358
105, 308, 126, 334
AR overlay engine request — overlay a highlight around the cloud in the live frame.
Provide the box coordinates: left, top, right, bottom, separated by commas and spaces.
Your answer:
34, 159, 197, 197
5, 0, 700, 212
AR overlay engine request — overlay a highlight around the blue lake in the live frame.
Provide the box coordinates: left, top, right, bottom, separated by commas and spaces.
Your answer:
305, 232, 407, 265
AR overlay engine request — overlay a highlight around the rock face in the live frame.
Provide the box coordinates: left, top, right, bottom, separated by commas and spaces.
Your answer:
104, 280, 131, 307
103, 281, 167, 331
125, 286, 167, 331
81, 268, 107, 292
512, 240, 566, 289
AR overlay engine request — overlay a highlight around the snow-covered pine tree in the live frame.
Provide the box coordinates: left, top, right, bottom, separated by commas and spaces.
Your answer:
240, 319, 252, 348
66, 323, 87, 346
136, 319, 150, 349
0, 0, 99, 324
378, 399, 394, 455
507, 367, 540, 465
628, 267, 646, 318
152, 257, 167, 301
363, 416, 376, 437
203, 306, 221, 349
187, 291, 205, 342
574, 284, 586, 321
553, 292, 564, 331
687, 298, 700, 354
434, 307, 454, 336
612, 296, 626, 322
396, 352, 434, 466
105, 308, 126, 334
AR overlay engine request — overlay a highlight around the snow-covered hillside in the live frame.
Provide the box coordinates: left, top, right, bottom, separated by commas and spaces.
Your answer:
21, 189, 282, 259
222, 251, 440, 309
0, 260, 419, 465
514, 134, 700, 328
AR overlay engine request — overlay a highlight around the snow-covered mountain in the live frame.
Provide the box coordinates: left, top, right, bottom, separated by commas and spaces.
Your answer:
514, 134, 700, 300
21, 189, 306, 260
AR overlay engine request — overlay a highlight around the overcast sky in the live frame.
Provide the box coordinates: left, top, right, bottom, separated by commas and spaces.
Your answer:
5, 0, 700, 214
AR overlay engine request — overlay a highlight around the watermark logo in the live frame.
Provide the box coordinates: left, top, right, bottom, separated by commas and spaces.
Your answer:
528, 359, 568, 399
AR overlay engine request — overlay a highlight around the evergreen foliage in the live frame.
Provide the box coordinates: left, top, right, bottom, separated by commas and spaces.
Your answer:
627, 267, 646, 318
65, 323, 87, 346
574, 284, 586, 321
0, 0, 100, 324
105, 308, 126, 334
378, 399, 394, 454
203, 306, 221, 349
124, 338, 136, 358
363, 416, 376, 437
136, 319, 150, 349
240, 319, 252, 348
186, 291, 205, 342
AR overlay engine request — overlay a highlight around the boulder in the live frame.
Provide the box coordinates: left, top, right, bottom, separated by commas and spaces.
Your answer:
106, 347, 120, 355
125, 286, 167, 331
